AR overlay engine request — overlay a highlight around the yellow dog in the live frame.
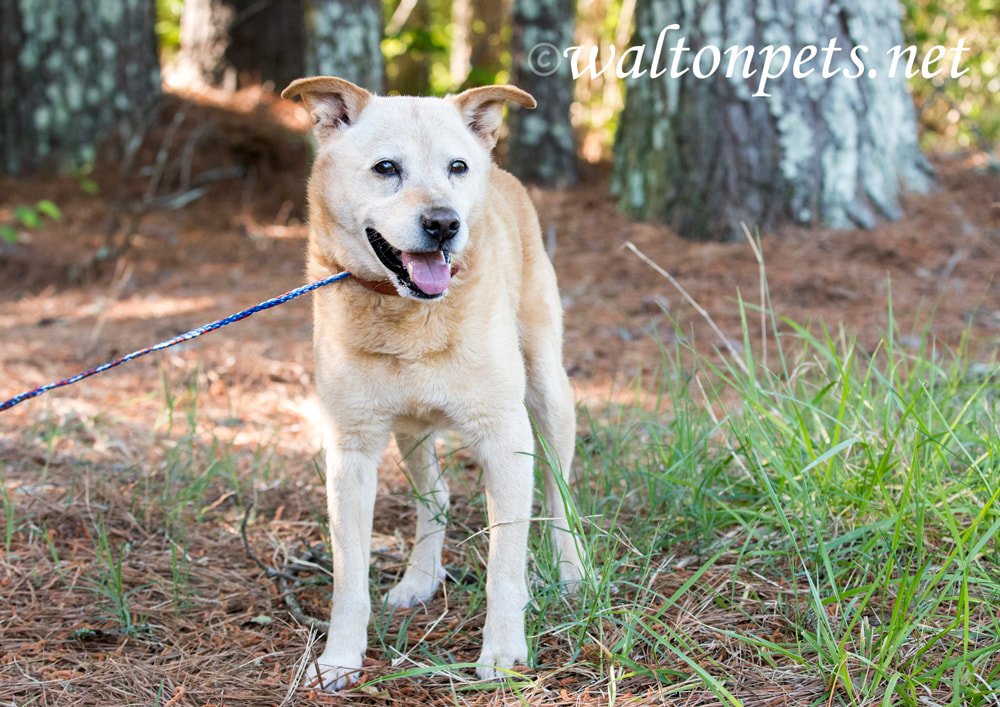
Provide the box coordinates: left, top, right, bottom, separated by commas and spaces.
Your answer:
281, 77, 584, 690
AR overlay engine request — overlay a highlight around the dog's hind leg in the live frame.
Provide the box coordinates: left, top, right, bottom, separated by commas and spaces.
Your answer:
525, 346, 586, 586
386, 427, 449, 608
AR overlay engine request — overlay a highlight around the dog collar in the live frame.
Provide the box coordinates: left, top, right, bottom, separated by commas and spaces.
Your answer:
352, 263, 461, 297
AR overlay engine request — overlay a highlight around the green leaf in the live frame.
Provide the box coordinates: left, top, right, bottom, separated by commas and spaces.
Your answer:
14, 206, 40, 228
80, 178, 99, 195
0, 225, 17, 243
35, 199, 62, 220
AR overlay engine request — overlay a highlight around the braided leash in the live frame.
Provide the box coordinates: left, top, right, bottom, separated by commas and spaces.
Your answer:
0, 271, 351, 412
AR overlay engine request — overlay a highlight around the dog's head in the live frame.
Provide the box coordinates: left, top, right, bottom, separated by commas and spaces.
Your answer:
282, 77, 536, 300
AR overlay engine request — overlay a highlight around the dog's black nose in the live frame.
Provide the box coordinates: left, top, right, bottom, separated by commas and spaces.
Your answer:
421, 208, 461, 246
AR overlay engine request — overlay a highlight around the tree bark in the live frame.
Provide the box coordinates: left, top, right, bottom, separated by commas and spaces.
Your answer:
386, 0, 428, 95
451, 0, 473, 87
175, 0, 306, 91
468, 0, 510, 82
507, 0, 577, 187
453, 0, 510, 89
227, 0, 306, 89
612, 0, 934, 240
175, 0, 236, 89
305, 0, 384, 93
0, 0, 161, 175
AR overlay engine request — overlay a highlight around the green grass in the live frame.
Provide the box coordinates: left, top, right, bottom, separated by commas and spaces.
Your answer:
355, 280, 1000, 703
3, 277, 999, 705
516, 287, 998, 704
85, 516, 150, 637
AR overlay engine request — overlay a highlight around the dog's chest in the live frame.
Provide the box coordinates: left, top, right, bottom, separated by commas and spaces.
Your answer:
347, 301, 460, 360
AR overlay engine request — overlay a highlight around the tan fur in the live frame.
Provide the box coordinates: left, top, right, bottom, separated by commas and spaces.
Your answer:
282, 77, 584, 691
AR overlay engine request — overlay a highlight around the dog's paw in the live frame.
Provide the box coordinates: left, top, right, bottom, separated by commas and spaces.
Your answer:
305, 650, 364, 692
385, 566, 446, 608
475, 635, 528, 681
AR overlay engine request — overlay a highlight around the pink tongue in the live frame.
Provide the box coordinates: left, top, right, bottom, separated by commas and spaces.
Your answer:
401, 251, 451, 294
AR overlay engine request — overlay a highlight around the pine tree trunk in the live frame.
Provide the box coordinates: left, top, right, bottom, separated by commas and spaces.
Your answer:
175, 0, 306, 91
453, 0, 510, 89
386, 0, 428, 95
0, 0, 161, 175
175, 0, 236, 89
468, 0, 509, 81
612, 0, 934, 240
451, 0, 473, 87
507, 0, 577, 187
305, 0, 384, 93
227, 0, 306, 90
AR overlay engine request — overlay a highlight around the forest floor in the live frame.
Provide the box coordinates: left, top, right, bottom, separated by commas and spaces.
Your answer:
1, 87, 999, 706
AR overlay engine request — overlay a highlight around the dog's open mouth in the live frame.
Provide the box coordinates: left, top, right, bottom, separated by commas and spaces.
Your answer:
366, 228, 453, 299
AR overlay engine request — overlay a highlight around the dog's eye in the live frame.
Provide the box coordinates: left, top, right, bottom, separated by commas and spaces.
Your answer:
449, 160, 468, 176
373, 160, 399, 176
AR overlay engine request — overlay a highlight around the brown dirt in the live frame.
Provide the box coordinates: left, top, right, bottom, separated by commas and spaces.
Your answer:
1, 87, 999, 705
2, 89, 999, 415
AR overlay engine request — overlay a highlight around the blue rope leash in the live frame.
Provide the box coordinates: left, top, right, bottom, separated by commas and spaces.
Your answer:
0, 271, 351, 413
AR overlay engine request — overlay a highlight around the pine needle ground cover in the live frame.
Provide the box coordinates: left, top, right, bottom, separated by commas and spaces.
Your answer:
2, 257, 998, 707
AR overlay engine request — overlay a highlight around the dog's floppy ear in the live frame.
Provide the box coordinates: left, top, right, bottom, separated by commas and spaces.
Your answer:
281, 76, 372, 143
449, 85, 537, 150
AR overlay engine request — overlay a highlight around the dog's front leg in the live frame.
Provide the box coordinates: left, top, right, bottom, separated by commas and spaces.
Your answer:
465, 409, 534, 680
308, 434, 381, 691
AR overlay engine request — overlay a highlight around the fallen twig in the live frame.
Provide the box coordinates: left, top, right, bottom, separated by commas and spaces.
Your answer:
240, 505, 331, 633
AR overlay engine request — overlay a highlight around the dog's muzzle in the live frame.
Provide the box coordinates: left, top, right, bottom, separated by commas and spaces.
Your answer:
365, 228, 456, 299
